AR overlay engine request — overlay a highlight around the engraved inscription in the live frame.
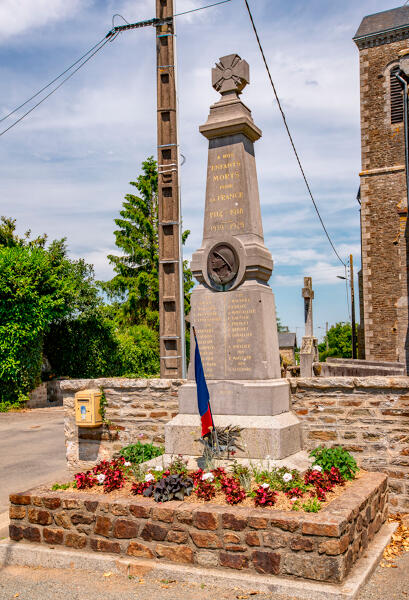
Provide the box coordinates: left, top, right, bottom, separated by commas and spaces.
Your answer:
192, 291, 257, 378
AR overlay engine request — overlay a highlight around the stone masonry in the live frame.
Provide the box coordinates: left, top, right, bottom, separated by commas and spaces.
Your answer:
62, 379, 182, 472
64, 377, 409, 512
290, 376, 409, 512
354, 7, 409, 367
8, 471, 387, 584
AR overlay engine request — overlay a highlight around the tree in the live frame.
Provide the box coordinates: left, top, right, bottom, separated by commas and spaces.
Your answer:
318, 322, 356, 361
103, 157, 159, 328
102, 156, 194, 328
276, 316, 288, 333
0, 223, 98, 408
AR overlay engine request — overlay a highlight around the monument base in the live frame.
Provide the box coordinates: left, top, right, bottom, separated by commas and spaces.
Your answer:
178, 379, 290, 416
165, 412, 303, 460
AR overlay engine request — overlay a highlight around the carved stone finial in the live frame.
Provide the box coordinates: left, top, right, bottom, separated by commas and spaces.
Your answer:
212, 54, 249, 96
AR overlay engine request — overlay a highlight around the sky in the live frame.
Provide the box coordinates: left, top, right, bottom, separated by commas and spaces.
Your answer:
0, 0, 403, 340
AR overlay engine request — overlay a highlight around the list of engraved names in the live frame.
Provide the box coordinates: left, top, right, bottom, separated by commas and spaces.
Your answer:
193, 291, 257, 379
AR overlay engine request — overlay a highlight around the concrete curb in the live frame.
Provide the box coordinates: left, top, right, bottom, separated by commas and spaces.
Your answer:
0, 522, 396, 600
0, 511, 9, 539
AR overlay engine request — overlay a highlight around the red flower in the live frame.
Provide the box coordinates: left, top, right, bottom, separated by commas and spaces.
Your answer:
220, 476, 246, 505
194, 481, 216, 501
74, 471, 96, 489
254, 486, 277, 507
285, 486, 304, 499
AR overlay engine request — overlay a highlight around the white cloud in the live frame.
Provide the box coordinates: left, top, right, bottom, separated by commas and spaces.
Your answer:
0, 0, 84, 41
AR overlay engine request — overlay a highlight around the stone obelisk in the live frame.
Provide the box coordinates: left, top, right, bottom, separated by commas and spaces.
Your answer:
300, 277, 318, 377
165, 54, 306, 466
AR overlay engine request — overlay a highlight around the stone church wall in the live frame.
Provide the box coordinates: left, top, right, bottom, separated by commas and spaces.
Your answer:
358, 38, 409, 365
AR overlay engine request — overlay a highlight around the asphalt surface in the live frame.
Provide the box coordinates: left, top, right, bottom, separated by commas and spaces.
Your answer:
0, 552, 408, 600
0, 408, 68, 516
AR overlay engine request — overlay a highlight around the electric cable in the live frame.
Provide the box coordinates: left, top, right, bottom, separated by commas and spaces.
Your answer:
174, 0, 234, 18
0, 36, 111, 137
0, 34, 108, 125
243, 0, 346, 268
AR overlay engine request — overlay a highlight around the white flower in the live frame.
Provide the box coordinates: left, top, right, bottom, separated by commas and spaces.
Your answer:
312, 465, 323, 472
291, 497, 298, 502
202, 472, 214, 482
283, 473, 293, 483
96, 474, 106, 484
145, 473, 155, 483
124, 461, 132, 467
261, 483, 270, 489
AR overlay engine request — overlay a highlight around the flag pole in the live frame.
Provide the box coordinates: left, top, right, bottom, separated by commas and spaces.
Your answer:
192, 326, 221, 456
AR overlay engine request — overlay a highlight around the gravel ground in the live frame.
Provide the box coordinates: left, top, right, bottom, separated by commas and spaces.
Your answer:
0, 552, 408, 600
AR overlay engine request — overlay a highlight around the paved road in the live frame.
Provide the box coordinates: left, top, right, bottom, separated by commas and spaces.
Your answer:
0, 408, 68, 521
0, 551, 408, 600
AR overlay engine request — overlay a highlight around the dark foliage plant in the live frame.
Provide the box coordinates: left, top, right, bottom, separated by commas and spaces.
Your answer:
143, 474, 194, 502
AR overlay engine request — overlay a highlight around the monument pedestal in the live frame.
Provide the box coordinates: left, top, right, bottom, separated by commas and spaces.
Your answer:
166, 377, 308, 467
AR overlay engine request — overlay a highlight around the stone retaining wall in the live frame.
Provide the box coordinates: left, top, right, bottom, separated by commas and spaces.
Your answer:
8, 472, 387, 584
27, 380, 63, 409
290, 377, 409, 512
62, 379, 183, 472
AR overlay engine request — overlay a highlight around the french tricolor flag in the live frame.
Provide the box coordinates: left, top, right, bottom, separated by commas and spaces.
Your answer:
193, 327, 214, 438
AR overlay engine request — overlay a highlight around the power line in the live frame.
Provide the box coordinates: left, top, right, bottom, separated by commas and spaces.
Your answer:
0, 34, 108, 125
1, 1, 234, 136
0, 36, 111, 137
175, 0, 234, 17
243, 0, 346, 268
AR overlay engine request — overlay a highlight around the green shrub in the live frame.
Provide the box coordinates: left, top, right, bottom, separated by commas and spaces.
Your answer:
119, 441, 164, 464
310, 445, 358, 481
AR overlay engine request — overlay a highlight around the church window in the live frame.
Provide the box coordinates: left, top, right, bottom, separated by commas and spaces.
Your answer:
390, 66, 404, 124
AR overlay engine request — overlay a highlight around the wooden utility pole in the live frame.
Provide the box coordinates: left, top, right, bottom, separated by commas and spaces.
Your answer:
155, 0, 185, 378
350, 254, 357, 360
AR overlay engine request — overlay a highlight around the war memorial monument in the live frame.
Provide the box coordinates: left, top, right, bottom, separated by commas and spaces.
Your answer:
165, 54, 308, 468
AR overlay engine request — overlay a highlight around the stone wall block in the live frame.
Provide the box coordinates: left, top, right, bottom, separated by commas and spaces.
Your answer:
127, 540, 155, 558
9, 506, 26, 520
54, 512, 71, 529
219, 552, 249, 570
193, 510, 219, 530
140, 522, 168, 541
28, 508, 52, 526
191, 531, 222, 548
94, 516, 112, 537
43, 528, 64, 545
113, 519, 138, 539
65, 533, 87, 549
9, 524, 23, 541
90, 538, 121, 554
252, 550, 281, 574
155, 544, 193, 563
23, 526, 41, 542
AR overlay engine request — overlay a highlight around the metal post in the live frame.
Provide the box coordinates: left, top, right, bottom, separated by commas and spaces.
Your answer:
155, 0, 186, 378
350, 254, 357, 360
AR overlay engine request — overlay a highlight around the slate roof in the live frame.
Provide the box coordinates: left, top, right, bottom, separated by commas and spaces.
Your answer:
278, 332, 297, 349
354, 6, 409, 44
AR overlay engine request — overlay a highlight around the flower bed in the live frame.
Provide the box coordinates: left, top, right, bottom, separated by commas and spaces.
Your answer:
54, 445, 361, 514
9, 470, 388, 584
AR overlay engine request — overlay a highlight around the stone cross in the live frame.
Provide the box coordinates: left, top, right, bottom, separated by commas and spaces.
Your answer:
300, 277, 318, 377
302, 277, 314, 337
212, 54, 249, 96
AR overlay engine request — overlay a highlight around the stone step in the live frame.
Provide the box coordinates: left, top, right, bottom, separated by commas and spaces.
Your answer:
165, 412, 303, 460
